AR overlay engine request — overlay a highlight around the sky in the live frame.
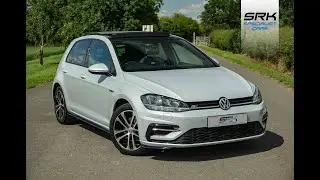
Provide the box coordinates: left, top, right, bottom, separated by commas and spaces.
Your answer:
159, 0, 207, 22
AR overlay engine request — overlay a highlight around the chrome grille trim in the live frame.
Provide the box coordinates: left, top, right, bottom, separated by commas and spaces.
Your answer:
187, 96, 253, 110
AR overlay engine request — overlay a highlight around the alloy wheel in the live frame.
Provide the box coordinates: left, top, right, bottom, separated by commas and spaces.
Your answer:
113, 110, 141, 151
54, 88, 66, 121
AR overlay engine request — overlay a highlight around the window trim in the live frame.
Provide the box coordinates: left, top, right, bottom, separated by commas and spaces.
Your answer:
66, 39, 93, 68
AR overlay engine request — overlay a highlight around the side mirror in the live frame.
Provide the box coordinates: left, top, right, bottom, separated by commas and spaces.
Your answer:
88, 63, 111, 75
210, 57, 220, 65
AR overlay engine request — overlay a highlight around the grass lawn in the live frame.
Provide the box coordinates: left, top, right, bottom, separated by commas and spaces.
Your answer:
198, 45, 294, 88
26, 46, 65, 61
26, 54, 63, 89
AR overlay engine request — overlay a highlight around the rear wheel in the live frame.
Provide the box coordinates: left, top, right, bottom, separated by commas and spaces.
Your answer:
110, 103, 147, 156
53, 86, 75, 125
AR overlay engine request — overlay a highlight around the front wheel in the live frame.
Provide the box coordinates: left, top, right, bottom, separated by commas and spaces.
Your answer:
110, 103, 147, 156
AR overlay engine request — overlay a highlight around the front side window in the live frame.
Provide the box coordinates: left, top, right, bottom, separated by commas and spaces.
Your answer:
111, 37, 217, 72
66, 39, 92, 67
87, 39, 116, 74
171, 42, 204, 65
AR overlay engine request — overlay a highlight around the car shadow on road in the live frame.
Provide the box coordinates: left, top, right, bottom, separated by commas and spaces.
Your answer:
149, 131, 283, 162
78, 121, 283, 162
78, 122, 111, 140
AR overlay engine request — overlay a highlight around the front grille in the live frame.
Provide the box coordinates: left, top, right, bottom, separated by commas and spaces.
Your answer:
229, 97, 253, 105
170, 122, 264, 144
186, 96, 253, 110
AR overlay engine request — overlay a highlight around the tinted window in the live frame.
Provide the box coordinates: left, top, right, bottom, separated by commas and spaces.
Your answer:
87, 40, 115, 73
66, 39, 91, 67
111, 37, 216, 72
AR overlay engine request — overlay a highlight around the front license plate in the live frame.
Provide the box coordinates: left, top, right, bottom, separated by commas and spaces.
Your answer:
207, 114, 247, 127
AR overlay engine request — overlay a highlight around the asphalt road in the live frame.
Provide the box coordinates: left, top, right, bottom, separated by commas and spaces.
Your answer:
26, 56, 294, 180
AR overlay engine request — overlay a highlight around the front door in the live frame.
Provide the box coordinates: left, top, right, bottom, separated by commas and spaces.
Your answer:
80, 39, 117, 127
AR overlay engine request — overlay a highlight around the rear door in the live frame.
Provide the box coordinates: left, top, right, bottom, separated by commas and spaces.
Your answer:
62, 39, 92, 114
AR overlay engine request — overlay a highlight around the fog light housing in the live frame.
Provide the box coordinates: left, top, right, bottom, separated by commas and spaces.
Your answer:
146, 123, 180, 142
262, 112, 268, 127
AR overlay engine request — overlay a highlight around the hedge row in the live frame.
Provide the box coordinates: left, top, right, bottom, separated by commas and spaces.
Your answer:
209, 27, 294, 71
209, 29, 241, 53
279, 27, 294, 71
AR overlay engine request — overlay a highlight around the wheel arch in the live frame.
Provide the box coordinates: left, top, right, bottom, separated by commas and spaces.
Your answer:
53, 82, 60, 93
113, 98, 130, 112
52, 81, 71, 111
111, 94, 138, 118
52, 82, 61, 100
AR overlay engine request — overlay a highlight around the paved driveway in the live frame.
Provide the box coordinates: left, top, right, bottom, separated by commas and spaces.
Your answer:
26, 56, 294, 180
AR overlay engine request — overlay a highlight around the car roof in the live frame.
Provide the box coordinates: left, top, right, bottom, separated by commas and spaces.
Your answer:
87, 31, 171, 38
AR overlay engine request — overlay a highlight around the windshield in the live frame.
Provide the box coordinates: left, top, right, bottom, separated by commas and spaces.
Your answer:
111, 37, 218, 72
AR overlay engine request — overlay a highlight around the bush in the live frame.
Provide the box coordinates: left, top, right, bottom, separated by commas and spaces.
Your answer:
280, 27, 294, 70
231, 29, 241, 53
241, 29, 279, 63
210, 29, 240, 53
159, 13, 200, 42
209, 27, 294, 71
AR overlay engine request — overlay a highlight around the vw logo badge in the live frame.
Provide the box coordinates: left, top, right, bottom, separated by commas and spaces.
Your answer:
219, 97, 231, 110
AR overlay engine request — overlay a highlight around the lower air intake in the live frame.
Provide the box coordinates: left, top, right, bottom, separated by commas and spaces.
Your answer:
171, 121, 264, 144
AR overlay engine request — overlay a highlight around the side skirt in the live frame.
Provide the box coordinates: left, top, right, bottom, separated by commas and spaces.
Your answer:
68, 111, 110, 134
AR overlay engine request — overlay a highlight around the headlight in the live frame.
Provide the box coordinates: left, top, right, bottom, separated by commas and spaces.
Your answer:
252, 85, 262, 104
141, 94, 190, 112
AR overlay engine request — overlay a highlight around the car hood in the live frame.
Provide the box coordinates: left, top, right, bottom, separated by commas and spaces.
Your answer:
123, 67, 254, 102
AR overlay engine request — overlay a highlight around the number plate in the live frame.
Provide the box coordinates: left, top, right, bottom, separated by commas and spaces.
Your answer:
207, 114, 247, 127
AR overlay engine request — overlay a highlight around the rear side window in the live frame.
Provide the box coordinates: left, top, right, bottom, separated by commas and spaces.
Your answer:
66, 39, 92, 67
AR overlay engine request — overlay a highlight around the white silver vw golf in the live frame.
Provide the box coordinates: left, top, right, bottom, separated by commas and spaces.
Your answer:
52, 31, 268, 155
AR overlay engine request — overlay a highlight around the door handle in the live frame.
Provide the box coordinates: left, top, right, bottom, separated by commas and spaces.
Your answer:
80, 75, 86, 79
62, 70, 68, 74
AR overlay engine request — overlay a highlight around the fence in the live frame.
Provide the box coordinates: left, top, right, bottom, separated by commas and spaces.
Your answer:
195, 36, 210, 46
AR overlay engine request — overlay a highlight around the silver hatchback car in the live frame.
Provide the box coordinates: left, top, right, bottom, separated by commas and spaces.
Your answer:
52, 31, 268, 155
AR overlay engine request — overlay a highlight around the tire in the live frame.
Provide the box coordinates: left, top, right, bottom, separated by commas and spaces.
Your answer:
110, 103, 147, 156
53, 86, 75, 125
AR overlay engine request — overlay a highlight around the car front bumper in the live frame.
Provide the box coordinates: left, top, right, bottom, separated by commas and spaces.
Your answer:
135, 101, 268, 149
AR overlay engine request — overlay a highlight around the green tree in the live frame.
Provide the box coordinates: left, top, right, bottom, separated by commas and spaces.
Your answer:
122, 0, 162, 30
57, 0, 106, 46
158, 13, 199, 41
26, 0, 163, 46
199, 24, 212, 36
200, 0, 293, 29
200, 0, 240, 29
280, 0, 294, 27
27, 0, 67, 64
26, 0, 67, 45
